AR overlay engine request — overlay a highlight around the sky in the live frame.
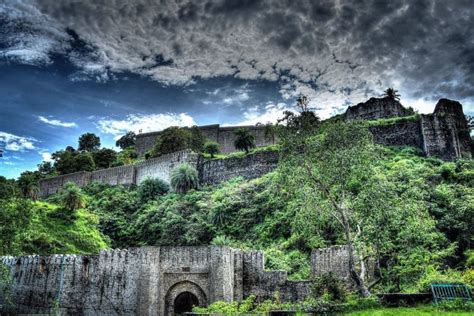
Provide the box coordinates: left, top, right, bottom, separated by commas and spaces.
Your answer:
0, 0, 473, 178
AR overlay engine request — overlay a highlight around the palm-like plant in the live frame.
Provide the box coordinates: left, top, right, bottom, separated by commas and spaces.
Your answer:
170, 163, 199, 193
59, 182, 87, 211
234, 128, 256, 154
383, 88, 401, 101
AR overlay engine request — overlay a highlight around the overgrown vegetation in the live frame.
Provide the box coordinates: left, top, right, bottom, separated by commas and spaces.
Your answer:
0, 100, 472, 305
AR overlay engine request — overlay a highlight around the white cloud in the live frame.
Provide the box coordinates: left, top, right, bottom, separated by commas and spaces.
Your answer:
236, 102, 294, 126
0, 131, 37, 152
97, 113, 196, 138
41, 152, 53, 162
2, 0, 473, 112
38, 116, 77, 127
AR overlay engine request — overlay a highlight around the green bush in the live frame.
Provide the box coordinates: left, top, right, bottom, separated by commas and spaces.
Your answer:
414, 265, 465, 292
57, 182, 88, 212
436, 298, 474, 312
137, 178, 170, 204
170, 163, 199, 193
311, 272, 347, 302
203, 141, 219, 158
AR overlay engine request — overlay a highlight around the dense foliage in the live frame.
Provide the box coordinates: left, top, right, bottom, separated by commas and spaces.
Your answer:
150, 126, 205, 158
0, 116, 472, 296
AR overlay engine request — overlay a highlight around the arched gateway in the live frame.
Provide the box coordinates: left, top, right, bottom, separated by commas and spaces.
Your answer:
165, 281, 207, 315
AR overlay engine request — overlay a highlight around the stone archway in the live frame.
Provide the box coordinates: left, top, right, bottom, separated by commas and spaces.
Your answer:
165, 281, 207, 315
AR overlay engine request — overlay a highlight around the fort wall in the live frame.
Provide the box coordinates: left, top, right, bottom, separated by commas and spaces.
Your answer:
135, 124, 276, 156
198, 150, 279, 186
1, 245, 350, 315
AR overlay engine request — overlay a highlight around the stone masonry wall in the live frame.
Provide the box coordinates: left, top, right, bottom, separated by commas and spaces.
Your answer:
39, 150, 277, 197
38, 150, 197, 197
311, 245, 351, 281
198, 150, 279, 186
420, 99, 473, 160
1, 245, 359, 314
135, 124, 276, 156
345, 97, 411, 121
241, 251, 311, 302
369, 119, 424, 150
91, 164, 135, 186
39, 171, 91, 198
135, 150, 198, 185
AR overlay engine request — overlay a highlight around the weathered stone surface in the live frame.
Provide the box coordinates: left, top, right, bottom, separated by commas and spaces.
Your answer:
420, 99, 472, 160
369, 119, 424, 149
2, 246, 353, 315
198, 150, 279, 186
345, 97, 411, 121
39, 150, 278, 198
135, 124, 277, 156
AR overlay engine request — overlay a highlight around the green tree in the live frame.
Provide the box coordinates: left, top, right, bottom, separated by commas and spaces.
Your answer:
170, 163, 199, 193
37, 161, 55, 175
74, 151, 96, 172
113, 147, 138, 166
234, 128, 255, 153
0, 176, 18, 199
137, 178, 170, 204
57, 182, 87, 212
187, 126, 206, 153
17, 171, 40, 200
280, 121, 375, 297
116, 131, 136, 149
151, 127, 190, 157
93, 148, 117, 169
383, 88, 401, 101
204, 141, 220, 158
151, 126, 206, 157
78, 133, 101, 151
0, 199, 32, 255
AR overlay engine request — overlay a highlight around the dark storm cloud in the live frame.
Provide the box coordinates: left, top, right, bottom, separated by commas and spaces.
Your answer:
1, 0, 473, 112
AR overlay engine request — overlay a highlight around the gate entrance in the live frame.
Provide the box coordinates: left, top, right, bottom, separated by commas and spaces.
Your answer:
174, 291, 199, 314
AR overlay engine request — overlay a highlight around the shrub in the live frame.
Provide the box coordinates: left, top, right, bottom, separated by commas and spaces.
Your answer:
204, 141, 219, 158
415, 265, 465, 292
170, 163, 199, 193
437, 298, 474, 312
57, 182, 87, 212
137, 178, 170, 204
234, 128, 255, 153
211, 235, 233, 246
311, 272, 347, 302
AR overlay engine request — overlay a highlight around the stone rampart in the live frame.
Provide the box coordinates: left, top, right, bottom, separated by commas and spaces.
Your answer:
39, 149, 278, 197
135, 124, 276, 156
311, 245, 351, 281
0, 245, 360, 315
39, 171, 91, 198
91, 164, 135, 186
420, 99, 472, 160
198, 150, 279, 186
345, 97, 411, 121
135, 150, 198, 185
369, 119, 424, 149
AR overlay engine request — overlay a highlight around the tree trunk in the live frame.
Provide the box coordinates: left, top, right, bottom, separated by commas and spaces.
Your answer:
342, 212, 371, 297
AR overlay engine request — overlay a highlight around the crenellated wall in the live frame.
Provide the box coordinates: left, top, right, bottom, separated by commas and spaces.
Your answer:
1, 245, 346, 315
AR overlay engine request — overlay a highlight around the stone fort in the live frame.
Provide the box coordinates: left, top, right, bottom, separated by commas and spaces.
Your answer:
0, 246, 351, 315
38, 97, 472, 198
5, 96, 471, 314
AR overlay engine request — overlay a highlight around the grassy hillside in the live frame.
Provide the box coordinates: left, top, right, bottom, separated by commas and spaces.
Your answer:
1, 120, 472, 295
